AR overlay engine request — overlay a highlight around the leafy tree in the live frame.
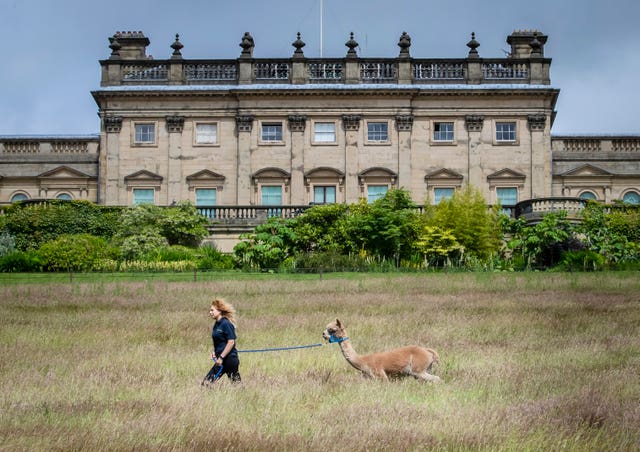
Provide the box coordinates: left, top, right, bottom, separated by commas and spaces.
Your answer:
157, 201, 209, 247
414, 225, 464, 266
36, 234, 112, 271
233, 217, 296, 270
424, 185, 502, 261
289, 203, 349, 253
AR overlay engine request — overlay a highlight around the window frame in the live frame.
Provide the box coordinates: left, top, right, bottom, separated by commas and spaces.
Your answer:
366, 184, 388, 203
365, 121, 390, 144
622, 190, 640, 204
10, 192, 29, 203
133, 122, 157, 146
313, 185, 337, 204
433, 187, 455, 204
578, 191, 598, 201
194, 122, 219, 146
432, 121, 455, 143
312, 121, 338, 145
495, 121, 518, 144
259, 121, 284, 144
495, 187, 518, 206
132, 188, 155, 205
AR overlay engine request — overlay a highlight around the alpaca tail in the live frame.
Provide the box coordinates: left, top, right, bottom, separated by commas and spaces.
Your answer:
429, 349, 439, 363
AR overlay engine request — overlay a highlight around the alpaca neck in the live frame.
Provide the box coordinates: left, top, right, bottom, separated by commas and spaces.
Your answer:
338, 340, 367, 372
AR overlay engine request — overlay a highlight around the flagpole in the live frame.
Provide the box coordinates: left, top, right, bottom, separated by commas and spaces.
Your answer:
320, 0, 323, 57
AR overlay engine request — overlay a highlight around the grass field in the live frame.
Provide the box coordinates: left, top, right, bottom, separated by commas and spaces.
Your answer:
1, 272, 639, 451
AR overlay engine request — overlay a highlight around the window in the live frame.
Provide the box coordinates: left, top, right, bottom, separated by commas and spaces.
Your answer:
623, 191, 640, 204
134, 123, 155, 144
195, 123, 217, 144
367, 122, 388, 142
367, 185, 388, 203
313, 122, 336, 143
196, 188, 216, 206
579, 191, 597, 201
56, 193, 72, 200
261, 123, 283, 142
133, 188, 154, 205
261, 185, 282, 217
10, 193, 28, 203
433, 122, 454, 142
496, 187, 518, 206
434, 187, 454, 204
313, 186, 336, 204
496, 122, 516, 142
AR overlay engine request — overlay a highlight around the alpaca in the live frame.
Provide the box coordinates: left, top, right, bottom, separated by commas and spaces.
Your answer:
322, 318, 441, 382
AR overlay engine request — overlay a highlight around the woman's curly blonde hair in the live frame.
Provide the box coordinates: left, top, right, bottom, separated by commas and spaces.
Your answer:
211, 298, 236, 326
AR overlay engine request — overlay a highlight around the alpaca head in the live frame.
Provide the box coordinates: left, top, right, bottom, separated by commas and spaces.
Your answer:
322, 318, 348, 342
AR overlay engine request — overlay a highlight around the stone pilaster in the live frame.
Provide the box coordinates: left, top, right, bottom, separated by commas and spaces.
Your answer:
465, 115, 484, 188
166, 115, 184, 204
103, 116, 122, 205
236, 115, 254, 204
342, 114, 361, 201
396, 115, 413, 191
288, 115, 307, 204
528, 114, 550, 198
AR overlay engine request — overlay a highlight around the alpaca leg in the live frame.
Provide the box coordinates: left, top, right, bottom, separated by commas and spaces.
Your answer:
416, 371, 441, 382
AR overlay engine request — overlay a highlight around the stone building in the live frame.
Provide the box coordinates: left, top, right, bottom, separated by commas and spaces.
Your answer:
1, 30, 639, 250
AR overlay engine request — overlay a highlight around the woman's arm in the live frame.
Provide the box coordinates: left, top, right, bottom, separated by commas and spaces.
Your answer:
215, 339, 235, 364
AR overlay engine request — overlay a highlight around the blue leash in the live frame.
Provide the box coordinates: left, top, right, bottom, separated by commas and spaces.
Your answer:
238, 342, 324, 353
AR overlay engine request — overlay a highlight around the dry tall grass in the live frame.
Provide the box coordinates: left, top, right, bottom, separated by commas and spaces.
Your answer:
1, 272, 639, 451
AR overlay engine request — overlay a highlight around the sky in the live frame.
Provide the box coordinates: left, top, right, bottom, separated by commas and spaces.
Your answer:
2, 0, 639, 136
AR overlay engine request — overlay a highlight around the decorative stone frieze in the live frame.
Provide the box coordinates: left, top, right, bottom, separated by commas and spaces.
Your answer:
395, 114, 414, 131
465, 114, 484, 132
236, 115, 254, 132
342, 114, 361, 131
104, 116, 122, 133
166, 115, 184, 133
288, 115, 307, 132
527, 114, 546, 131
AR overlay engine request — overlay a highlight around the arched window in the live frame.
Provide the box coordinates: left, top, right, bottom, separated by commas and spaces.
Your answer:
10, 193, 28, 203
579, 191, 597, 201
622, 191, 640, 204
56, 193, 72, 200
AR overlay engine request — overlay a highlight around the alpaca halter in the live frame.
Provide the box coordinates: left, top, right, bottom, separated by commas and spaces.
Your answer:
328, 334, 349, 343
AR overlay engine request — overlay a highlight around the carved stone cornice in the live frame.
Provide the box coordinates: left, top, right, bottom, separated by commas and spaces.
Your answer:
236, 114, 254, 132
104, 116, 122, 133
395, 114, 414, 131
528, 114, 546, 131
288, 115, 307, 132
166, 115, 184, 133
465, 114, 484, 132
342, 114, 361, 131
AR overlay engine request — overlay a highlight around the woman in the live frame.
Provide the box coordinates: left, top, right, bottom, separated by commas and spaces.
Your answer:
203, 298, 241, 384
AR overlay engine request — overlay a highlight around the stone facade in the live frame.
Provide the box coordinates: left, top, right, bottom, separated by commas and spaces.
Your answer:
1, 29, 639, 219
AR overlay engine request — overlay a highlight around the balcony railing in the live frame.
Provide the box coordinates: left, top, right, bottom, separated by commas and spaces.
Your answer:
101, 56, 550, 87
515, 197, 587, 223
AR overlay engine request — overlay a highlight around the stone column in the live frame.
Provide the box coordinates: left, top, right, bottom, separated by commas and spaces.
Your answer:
342, 115, 361, 202
288, 115, 306, 204
166, 115, 184, 205
395, 115, 413, 191
465, 115, 484, 188
528, 114, 549, 198
103, 116, 122, 205
236, 115, 254, 204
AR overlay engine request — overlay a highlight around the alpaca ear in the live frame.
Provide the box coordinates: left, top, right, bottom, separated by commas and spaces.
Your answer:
336, 318, 342, 328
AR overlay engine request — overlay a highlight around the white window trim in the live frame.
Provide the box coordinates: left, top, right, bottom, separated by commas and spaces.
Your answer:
431, 120, 456, 145
494, 120, 519, 145
311, 120, 338, 145
432, 186, 456, 204
131, 187, 156, 205
132, 121, 158, 146
364, 120, 391, 145
258, 121, 286, 145
193, 122, 220, 146
494, 186, 519, 206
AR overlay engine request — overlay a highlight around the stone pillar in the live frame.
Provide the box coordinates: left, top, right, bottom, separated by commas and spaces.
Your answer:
238, 32, 255, 85
342, 115, 361, 202
103, 116, 122, 205
465, 115, 484, 188
291, 33, 307, 84
236, 115, 254, 204
288, 115, 306, 204
395, 115, 413, 191
528, 114, 550, 198
466, 33, 482, 84
397, 32, 412, 84
166, 115, 184, 205
344, 33, 360, 84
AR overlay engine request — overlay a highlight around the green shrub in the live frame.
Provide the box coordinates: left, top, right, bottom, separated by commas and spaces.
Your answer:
0, 231, 16, 257
557, 250, 606, 271
36, 234, 111, 271
196, 245, 235, 270
0, 250, 42, 272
